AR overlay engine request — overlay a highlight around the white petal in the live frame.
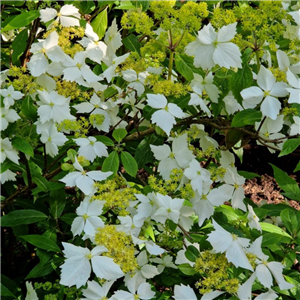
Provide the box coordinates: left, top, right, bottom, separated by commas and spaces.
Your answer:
174, 284, 197, 300
194, 44, 215, 69
150, 144, 170, 160
151, 110, 175, 136
213, 42, 242, 69
71, 217, 84, 236
146, 94, 167, 109
267, 262, 294, 290
257, 66, 276, 91
201, 290, 225, 300
217, 23, 237, 42
168, 103, 185, 118
198, 24, 217, 44
261, 96, 281, 120
39, 8, 57, 23
226, 240, 253, 270
237, 272, 256, 300
256, 264, 273, 289
87, 170, 112, 182
60, 172, 80, 188
91, 256, 124, 280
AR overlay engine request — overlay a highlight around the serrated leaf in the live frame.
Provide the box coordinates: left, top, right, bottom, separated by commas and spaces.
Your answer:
21, 235, 61, 252
95, 135, 114, 146
280, 209, 299, 236
102, 151, 119, 174
103, 86, 118, 99
178, 263, 197, 275
121, 151, 138, 177
21, 95, 37, 121
32, 175, 48, 192
11, 137, 34, 157
279, 138, 300, 157
232, 109, 262, 127
175, 53, 200, 81
112, 128, 127, 142
185, 245, 200, 263
123, 34, 140, 53
91, 7, 107, 40
2, 10, 40, 31
229, 63, 253, 103
261, 233, 282, 247
1, 209, 47, 227
271, 164, 300, 201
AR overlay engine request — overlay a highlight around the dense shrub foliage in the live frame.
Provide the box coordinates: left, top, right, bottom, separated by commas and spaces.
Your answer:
1, 1, 300, 299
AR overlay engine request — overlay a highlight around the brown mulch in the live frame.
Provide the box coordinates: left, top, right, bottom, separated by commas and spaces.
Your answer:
243, 174, 300, 211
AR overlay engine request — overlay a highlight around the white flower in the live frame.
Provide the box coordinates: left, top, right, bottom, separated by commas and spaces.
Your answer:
150, 133, 194, 180
147, 94, 186, 136
290, 116, 300, 135
237, 272, 256, 300
0, 85, 23, 109
184, 159, 212, 194
247, 204, 262, 232
201, 290, 225, 300
188, 93, 211, 117
152, 193, 184, 225
40, 125, 68, 157
173, 284, 197, 300
150, 254, 177, 274
1, 137, 19, 165
81, 280, 115, 300
40, 4, 80, 27
27, 31, 66, 77
185, 22, 242, 70
60, 157, 112, 195
207, 220, 253, 271
190, 72, 220, 103
247, 236, 294, 291
122, 69, 148, 96
71, 197, 105, 237
104, 19, 122, 60
1, 107, 20, 131
286, 68, 300, 104
222, 91, 243, 115
74, 136, 108, 162
116, 215, 143, 237
134, 193, 158, 223
63, 51, 102, 85
241, 66, 289, 120
25, 282, 38, 300
60, 243, 124, 288
0, 169, 17, 184
37, 90, 74, 124
189, 124, 218, 152
191, 185, 232, 227
112, 282, 155, 300
254, 289, 278, 300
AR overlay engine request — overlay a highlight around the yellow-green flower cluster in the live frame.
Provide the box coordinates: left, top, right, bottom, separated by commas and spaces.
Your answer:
8, 66, 39, 94
55, 79, 90, 100
57, 117, 90, 138
282, 107, 298, 118
156, 225, 183, 250
270, 68, 287, 83
210, 166, 226, 182
121, 10, 154, 36
141, 40, 167, 63
93, 175, 138, 216
89, 114, 105, 128
149, 1, 176, 20
194, 251, 239, 294
121, 52, 149, 73
146, 76, 190, 98
211, 8, 237, 28
95, 225, 138, 274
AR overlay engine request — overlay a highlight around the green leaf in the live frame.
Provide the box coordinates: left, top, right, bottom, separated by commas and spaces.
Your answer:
49, 191, 66, 219
134, 0, 150, 10
32, 175, 49, 192
143, 105, 157, 120
279, 138, 300, 157
2, 10, 40, 31
271, 164, 300, 200
121, 151, 138, 178
1, 1, 25, 6
229, 63, 253, 103
175, 53, 201, 81
103, 86, 118, 99
178, 263, 197, 275
294, 160, 300, 172
260, 222, 292, 240
238, 171, 260, 179
11, 29, 28, 66
21, 95, 37, 121
115, 1, 136, 10
11, 137, 34, 157
1, 275, 19, 297
225, 128, 243, 149
60, 213, 76, 225
280, 209, 299, 236
21, 235, 61, 252
135, 139, 154, 168
91, 7, 107, 40
123, 34, 141, 54
145, 225, 155, 242
261, 233, 282, 247
95, 135, 114, 146
1, 209, 47, 227
185, 245, 200, 263
102, 151, 119, 174
26, 261, 54, 279
0, 284, 15, 297
77, 1, 96, 14
232, 109, 262, 127
112, 128, 127, 142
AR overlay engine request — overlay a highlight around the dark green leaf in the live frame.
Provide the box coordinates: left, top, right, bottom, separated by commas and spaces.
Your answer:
1, 209, 47, 227
49, 191, 66, 219
121, 151, 138, 177
225, 128, 243, 149
185, 245, 200, 263
229, 63, 253, 103
112, 128, 127, 142
178, 263, 197, 275
271, 164, 300, 201
21, 95, 37, 121
175, 53, 200, 81
232, 109, 262, 127
11, 29, 28, 66
11, 137, 34, 157
21, 235, 61, 252
135, 139, 153, 168
102, 151, 119, 174
103, 86, 118, 99
77, 1, 95, 14
91, 7, 107, 40
294, 161, 300, 172
32, 175, 49, 192
95, 135, 114, 146
280, 209, 299, 236
123, 34, 140, 53
60, 213, 76, 225
1, 1, 25, 6
2, 11, 40, 31
143, 105, 156, 120
26, 261, 54, 279
0, 284, 15, 297
238, 171, 260, 179
261, 233, 282, 247
279, 138, 300, 157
